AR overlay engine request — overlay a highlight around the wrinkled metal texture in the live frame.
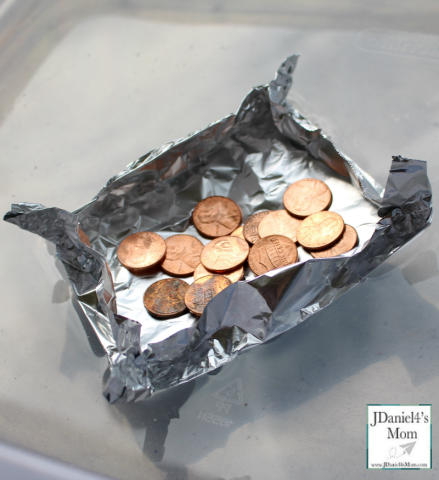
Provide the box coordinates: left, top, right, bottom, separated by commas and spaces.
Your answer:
4, 56, 432, 404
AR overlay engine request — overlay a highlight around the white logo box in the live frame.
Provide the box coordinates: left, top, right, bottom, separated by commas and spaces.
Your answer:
367, 404, 432, 469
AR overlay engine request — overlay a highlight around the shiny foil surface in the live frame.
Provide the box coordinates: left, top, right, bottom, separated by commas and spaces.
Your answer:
4, 55, 432, 404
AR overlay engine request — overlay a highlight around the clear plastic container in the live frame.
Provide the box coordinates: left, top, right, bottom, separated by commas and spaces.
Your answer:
1, 1, 438, 479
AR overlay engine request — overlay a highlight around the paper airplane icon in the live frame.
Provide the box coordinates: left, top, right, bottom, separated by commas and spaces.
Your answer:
388, 441, 417, 459
400, 442, 416, 455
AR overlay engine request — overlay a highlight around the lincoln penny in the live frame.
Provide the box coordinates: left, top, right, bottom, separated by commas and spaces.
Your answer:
78, 226, 91, 247
248, 235, 298, 276
230, 225, 246, 241
194, 263, 244, 283
161, 234, 203, 276
192, 196, 242, 238
243, 211, 270, 244
310, 225, 358, 258
296, 211, 344, 250
201, 236, 249, 272
258, 210, 302, 243
283, 178, 332, 217
143, 278, 189, 318
184, 275, 231, 316
117, 231, 166, 271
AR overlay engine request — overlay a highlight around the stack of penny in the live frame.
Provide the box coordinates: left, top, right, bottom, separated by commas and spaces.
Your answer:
116, 196, 247, 319
243, 179, 358, 275
282, 178, 358, 259
116, 180, 358, 319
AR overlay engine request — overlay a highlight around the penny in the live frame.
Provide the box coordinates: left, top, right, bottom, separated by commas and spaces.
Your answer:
258, 210, 302, 243
243, 211, 270, 244
310, 225, 358, 258
230, 225, 246, 241
192, 196, 242, 238
194, 263, 244, 283
143, 278, 189, 318
184, 275, 231, 316
283, 178, 332, 217
296, 211, 344, 250
161, 234, 203, 276
117, 232, 166, 271
201, 236, 249, 272
248, 235, 298, 276
78, 226, 91, 247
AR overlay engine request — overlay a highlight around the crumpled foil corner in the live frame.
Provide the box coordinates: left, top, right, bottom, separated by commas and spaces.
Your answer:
4, 55, 432, 404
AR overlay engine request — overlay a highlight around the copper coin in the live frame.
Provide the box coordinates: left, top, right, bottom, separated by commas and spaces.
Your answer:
310, 225, 358, 258
160, 234, 203, 276
78, 226, 91, 247
184, 275, 231, 316
201, 236, 249, 272
192, 196, 242, 238
117, 232, 166, 270
230, 225, 246, 241
243, 211, 270, 244
283, 178, 332, 217
258, 210, 302, 243
194, 263, 244, 283
248, 235, 298, 276
296, 211, 344, 250
143, 278, 189, 318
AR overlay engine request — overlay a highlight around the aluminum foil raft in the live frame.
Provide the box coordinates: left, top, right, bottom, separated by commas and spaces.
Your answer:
4, 55, 432, 404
